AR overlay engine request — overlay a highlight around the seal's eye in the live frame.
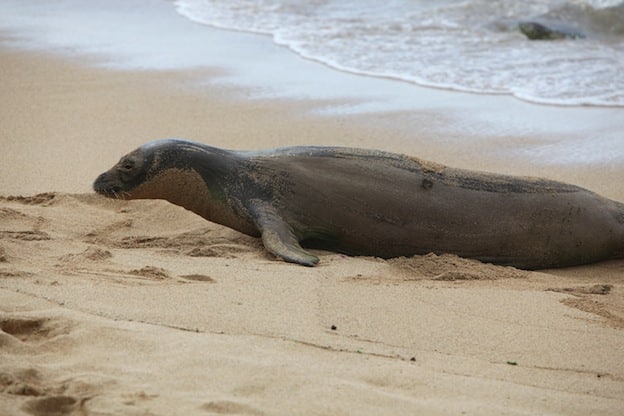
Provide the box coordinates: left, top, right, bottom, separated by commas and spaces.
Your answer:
117, 158, 138, 182
120, 159, 135, 171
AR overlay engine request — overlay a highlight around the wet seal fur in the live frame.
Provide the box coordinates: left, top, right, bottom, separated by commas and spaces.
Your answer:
94, 139, 624, 269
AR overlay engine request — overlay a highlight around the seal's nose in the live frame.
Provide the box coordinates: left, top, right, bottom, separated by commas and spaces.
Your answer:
93, 172, 120, 197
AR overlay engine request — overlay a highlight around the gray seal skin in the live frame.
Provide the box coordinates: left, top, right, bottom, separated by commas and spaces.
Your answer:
93, 139, 624, 269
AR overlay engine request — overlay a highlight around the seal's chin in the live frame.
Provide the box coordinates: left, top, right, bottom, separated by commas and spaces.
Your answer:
93, 173, 126, 199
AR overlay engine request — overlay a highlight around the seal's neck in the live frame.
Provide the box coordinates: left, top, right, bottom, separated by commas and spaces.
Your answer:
128, 142, 258, 236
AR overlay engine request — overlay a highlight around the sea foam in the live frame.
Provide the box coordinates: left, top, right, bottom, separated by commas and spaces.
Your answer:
174, 0, 624, 107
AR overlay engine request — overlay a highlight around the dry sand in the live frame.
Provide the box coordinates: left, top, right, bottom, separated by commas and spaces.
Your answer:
1, 47, 623, 416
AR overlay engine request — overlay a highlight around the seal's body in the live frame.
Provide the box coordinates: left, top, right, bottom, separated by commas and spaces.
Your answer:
94, 139, 624, 269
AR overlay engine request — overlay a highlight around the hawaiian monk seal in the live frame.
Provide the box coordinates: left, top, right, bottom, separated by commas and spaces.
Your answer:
93, 139, 624, 269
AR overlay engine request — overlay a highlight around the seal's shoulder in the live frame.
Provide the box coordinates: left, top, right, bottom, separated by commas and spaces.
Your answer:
253, 146, 430, 165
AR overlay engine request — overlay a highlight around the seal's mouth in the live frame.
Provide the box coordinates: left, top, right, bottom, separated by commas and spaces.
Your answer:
93, 172, 125, 199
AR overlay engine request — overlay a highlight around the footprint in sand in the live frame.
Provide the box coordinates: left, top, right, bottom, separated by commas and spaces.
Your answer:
109, 232, 260, 260
1, 193, 57, 206
23, 395, 84, 416
547, 285, 623, 328
58, 246, 113, 263
2, 369, 90, 416
126, 267, 216, 283
0, 317, 52, 345
0, 230, 50, 241
0, 315, 74, 350
0, 368, 82, 403
0, 315, 88, 416
185, 242, 257, 258
128, 265, 170, 280
547, 284, 612, 296
0, 368, 46, 397
84, 219, 133, 244
179, 274, 215, 283
0, 269, 33, 279
0, 207, 50, 242
200, 400, 265, 415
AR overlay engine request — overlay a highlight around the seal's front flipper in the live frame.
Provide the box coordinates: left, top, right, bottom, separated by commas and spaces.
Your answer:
248, 200, 319, 267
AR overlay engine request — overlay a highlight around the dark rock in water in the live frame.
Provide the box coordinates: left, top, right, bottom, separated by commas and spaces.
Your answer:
518, 21, 586, 40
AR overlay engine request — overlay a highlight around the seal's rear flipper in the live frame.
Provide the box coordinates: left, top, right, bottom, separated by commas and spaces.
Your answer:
248, 200, 319, 266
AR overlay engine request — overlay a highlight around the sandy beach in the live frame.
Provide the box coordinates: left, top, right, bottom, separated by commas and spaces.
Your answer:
1, 1, 624, 415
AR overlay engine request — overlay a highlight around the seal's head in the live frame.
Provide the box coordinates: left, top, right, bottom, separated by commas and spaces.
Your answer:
93, 147, 149, 199
93, 139, 258, 236
93, 139, 235, 203
93, 139, 202, 200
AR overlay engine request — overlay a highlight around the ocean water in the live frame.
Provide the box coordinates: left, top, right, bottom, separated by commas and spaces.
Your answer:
1, 0, 623, 169
174, 0, 624, 107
